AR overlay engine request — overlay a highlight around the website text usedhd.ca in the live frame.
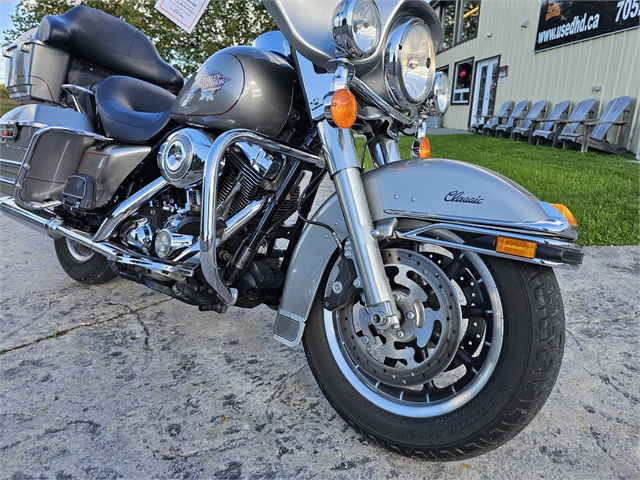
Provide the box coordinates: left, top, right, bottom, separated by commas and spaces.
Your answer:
538, 13, 601, 43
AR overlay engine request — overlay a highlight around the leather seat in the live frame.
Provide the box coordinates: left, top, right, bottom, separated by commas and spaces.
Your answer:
38, 5, 184, 93
96, 76, 175, 145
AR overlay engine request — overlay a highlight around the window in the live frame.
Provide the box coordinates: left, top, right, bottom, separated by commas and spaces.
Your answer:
434, 0, 480, 51
459, 0, 480, 43
452, 59, 473, 104
441, 3, 456, 50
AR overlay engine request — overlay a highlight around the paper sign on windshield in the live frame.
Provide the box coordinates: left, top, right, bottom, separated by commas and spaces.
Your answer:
155, 0, 212, 34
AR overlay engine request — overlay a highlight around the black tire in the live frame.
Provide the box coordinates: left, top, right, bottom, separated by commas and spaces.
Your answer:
303, 233, 565, 461
54, 238, 118, 284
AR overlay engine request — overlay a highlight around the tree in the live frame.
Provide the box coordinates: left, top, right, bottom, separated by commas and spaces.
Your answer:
3, 0, 276, 76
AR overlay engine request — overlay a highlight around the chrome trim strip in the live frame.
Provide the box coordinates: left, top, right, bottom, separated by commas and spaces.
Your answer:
404, 222, 580, 248
1, 144, 28, 152
384, 208, 577, 239
396, 222, 582, 268
0, 176, 15, 186
1, 158, 24, 167
201, 129, 323, 306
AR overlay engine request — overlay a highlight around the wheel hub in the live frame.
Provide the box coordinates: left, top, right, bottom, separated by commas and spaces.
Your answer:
342, 248, 462, 387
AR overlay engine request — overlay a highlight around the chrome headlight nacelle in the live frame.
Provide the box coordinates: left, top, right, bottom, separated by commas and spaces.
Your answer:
157, 129, 214, 188
384, 18, 437, 111
332, 0, 381, 59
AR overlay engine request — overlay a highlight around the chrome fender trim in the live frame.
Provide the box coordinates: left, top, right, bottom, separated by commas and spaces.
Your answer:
274, 158, 581, 346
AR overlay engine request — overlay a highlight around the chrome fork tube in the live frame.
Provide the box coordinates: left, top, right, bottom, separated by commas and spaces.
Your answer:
316, 120, 399, 330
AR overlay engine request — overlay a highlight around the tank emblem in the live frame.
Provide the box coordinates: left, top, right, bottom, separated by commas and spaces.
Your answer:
195, 70, 231, 94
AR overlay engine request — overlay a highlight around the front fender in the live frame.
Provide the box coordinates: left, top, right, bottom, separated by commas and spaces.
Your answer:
273, 158, 578, 346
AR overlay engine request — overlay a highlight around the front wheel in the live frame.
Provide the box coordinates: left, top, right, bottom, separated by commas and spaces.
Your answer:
54, 238, 117, 284
303, 234, 565, 460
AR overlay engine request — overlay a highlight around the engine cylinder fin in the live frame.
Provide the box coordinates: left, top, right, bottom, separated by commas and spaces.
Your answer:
217, 151, 263, 218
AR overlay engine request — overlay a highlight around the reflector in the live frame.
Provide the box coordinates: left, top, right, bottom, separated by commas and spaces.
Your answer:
495, 237, 537, 259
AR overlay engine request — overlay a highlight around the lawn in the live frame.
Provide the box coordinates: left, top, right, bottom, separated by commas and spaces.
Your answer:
396, 134, 639, 246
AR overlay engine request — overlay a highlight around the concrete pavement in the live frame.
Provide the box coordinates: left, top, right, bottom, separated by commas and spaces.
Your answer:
0, 211, 638, 479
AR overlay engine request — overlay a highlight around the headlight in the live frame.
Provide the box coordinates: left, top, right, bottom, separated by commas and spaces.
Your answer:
332, 0, 381, 59
157, 129, 213, 188
432, 71, 451, 115
384, 18, 436, 110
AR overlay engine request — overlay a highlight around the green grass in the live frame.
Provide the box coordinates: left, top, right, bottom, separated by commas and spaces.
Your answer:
394, 134, 639, 246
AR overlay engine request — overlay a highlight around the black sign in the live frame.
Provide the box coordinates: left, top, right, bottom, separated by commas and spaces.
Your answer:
535, 0, 640, 52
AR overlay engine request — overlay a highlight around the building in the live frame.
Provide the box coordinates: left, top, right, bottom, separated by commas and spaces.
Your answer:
432, 0, 640, 155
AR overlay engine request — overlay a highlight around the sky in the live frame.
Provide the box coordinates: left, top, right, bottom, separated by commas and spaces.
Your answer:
1, 0, 20, 83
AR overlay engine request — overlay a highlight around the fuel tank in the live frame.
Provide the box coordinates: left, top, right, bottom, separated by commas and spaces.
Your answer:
171, 46, 296, 137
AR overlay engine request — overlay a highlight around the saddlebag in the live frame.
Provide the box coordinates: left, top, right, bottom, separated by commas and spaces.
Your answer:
0, 105, 95, 202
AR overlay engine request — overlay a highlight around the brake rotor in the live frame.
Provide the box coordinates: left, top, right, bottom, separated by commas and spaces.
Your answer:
339, 248, 462, 387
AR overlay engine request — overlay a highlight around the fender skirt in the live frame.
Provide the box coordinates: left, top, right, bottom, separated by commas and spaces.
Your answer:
274, 158, 582, 346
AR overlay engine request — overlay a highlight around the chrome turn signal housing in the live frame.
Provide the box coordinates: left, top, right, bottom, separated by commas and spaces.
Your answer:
332, 0, 381, 59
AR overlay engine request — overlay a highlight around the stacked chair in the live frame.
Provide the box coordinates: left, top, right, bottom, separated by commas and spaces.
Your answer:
484, 100, 528, 136
509, 100, 550, 142
469, 96, 634, 154
475, 100, 513, 134
494, 100, 531, 138
531, 98, 598, 148
516, 100, 571, 144
557, 96, 634, 153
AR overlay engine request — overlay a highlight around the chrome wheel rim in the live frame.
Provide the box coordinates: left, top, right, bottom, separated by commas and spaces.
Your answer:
324, 232, 503, 418
65, 239, 95, 263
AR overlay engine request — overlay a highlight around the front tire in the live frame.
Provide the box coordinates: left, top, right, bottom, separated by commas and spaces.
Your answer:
303, 236, 565, 460
54, 238, 117, 284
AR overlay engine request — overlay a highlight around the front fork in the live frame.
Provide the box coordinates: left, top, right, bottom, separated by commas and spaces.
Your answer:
316, 120, 400, 330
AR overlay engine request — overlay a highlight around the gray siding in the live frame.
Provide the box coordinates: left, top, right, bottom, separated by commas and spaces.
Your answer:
436, 0, 640, 153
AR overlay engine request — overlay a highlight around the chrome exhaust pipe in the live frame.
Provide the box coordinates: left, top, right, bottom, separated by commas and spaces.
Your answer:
0, 196, 64, 239
0, 196, 195, 277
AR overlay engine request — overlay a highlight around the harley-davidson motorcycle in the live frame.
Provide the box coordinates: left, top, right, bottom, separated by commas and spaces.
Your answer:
0, 0, 583, 460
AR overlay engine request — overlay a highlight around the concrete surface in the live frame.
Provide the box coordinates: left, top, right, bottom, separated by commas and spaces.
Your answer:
0, 210, 639, 480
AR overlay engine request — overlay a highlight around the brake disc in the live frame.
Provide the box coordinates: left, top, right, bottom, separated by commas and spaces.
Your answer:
339, 248, 462, 387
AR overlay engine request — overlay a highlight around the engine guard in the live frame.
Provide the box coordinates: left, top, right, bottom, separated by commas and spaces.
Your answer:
274, 158, 583, 346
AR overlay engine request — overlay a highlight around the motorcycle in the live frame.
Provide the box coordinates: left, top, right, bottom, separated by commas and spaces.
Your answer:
0, 0, 583, 460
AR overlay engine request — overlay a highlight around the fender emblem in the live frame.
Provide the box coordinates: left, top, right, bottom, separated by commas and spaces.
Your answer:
444, 190, 485, 205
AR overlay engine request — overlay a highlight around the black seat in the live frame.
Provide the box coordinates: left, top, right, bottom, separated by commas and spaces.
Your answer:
96, 76, 175, 145
38, 6, 184, 93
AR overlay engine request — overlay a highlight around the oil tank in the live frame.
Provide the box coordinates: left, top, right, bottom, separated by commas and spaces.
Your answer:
171, 46, 296, 137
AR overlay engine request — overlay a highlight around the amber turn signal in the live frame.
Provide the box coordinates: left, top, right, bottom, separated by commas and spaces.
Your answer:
495, 237, 537, 259
551, 203, 578, 227
330, 89, 358, 129
419, 136, 431, 159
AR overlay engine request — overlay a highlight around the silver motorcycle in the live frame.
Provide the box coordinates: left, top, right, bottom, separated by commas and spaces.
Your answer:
0, 0, 583, 460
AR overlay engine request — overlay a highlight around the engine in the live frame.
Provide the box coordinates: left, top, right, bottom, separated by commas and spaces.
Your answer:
118, 129, 300, 307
